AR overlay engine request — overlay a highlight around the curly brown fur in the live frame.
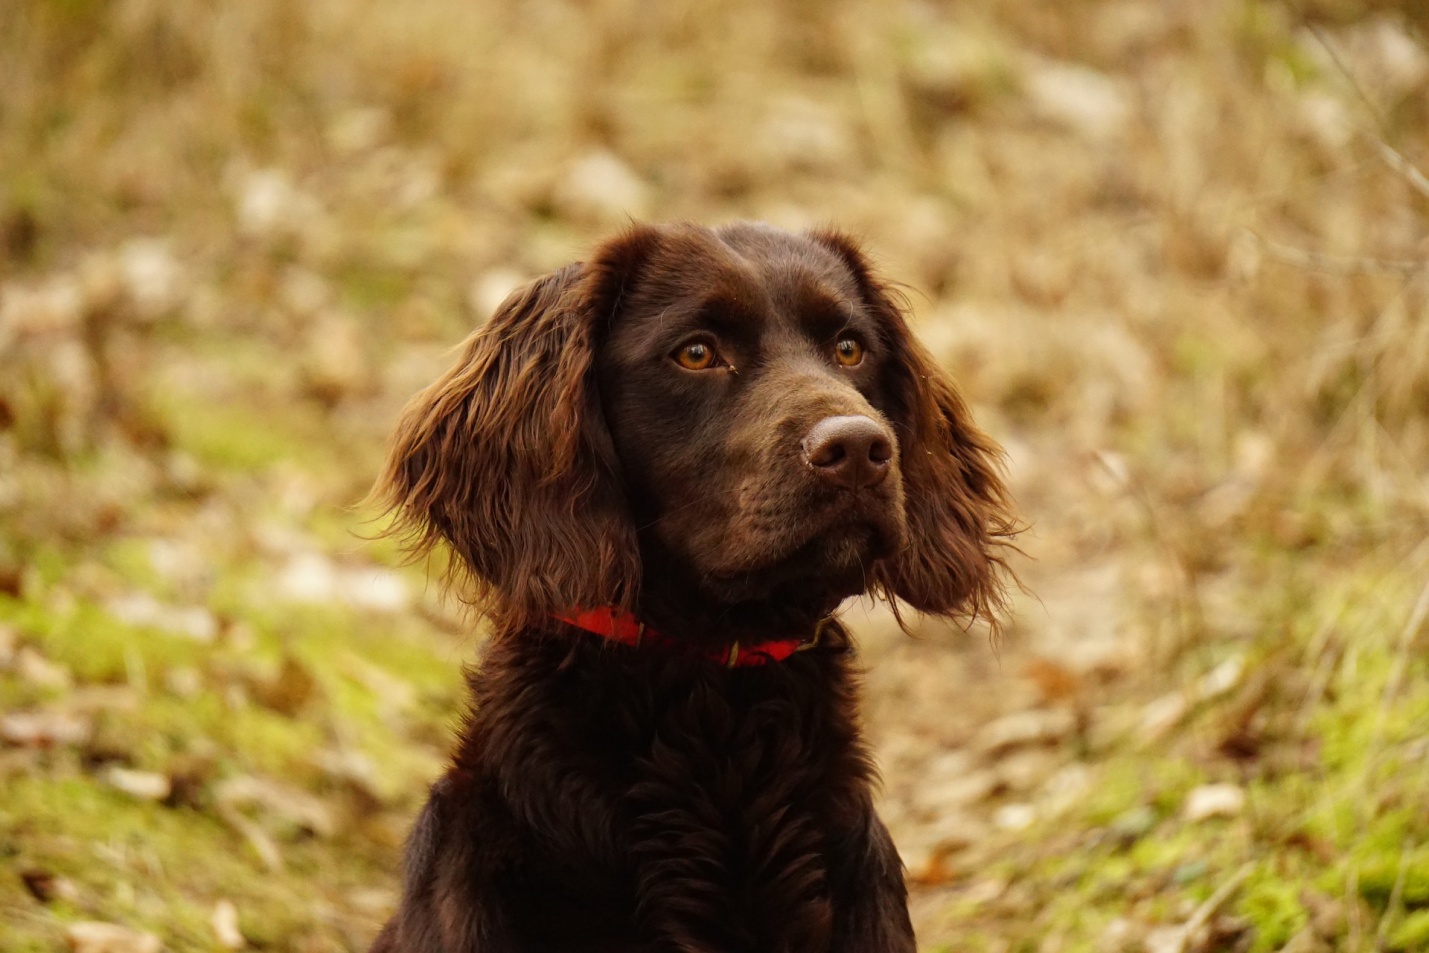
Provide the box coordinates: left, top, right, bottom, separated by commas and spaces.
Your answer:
367, 222, 1017, 952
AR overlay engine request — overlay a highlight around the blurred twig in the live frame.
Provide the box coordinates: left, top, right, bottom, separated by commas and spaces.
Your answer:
1164, 862, 1255, 953
1301, 21, 1389, 132
1375, 841, 1415, 947
1093, 451, 1206, 661
1374, 140, 1429, 202
839, 5, 920, 176
1243, 229, 1424, 275
1301, 18, 1429, 203
1293, 592, 1347, 735
1379, 570, 1429, 710
1296, 272, 1425, 508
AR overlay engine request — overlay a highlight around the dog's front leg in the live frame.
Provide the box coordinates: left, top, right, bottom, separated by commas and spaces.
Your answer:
373, 776, 527, 953
825, 806, 916, 953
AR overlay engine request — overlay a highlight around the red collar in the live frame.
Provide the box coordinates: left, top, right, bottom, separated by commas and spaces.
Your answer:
555, 607, 828, 668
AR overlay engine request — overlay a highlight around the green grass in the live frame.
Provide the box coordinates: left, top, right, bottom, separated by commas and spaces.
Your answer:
959, 562, 1429, 951
0, 512, 466, 950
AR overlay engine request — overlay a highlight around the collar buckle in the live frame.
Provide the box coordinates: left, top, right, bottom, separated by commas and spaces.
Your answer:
795, 617, 829, 653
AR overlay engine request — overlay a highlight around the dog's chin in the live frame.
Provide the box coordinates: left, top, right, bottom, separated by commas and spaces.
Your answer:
702, 512, 903, 606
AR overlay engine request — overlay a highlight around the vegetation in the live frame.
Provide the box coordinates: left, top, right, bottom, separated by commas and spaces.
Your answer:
1, 0, 1426, 950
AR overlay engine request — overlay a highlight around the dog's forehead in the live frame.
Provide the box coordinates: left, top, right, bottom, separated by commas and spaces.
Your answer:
621, 224, 861, 326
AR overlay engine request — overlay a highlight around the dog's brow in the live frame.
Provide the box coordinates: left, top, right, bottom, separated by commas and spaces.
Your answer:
795, 287, 861, 340
676, 292, 762, 335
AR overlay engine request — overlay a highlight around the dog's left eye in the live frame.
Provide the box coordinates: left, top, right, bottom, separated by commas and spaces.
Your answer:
834, 337, 864, 367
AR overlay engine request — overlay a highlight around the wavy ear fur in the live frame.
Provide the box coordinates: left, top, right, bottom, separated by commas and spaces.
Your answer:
809, 229, 1020, 631
369, 232, 655, 627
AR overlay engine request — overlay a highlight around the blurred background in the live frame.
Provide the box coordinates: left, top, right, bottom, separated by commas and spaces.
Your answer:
2, 0, 1427, 950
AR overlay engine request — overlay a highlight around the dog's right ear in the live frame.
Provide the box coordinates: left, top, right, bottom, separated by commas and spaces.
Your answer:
369, 228, 659, 626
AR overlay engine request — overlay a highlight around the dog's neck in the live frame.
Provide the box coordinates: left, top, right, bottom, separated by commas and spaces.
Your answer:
575, 533, 860, 649
555, 606, 830, 668
633, 576, 846, 650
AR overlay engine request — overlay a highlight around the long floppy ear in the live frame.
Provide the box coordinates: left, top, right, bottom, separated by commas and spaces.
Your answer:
369, 234, 654, 627
809, 229, 1020, 630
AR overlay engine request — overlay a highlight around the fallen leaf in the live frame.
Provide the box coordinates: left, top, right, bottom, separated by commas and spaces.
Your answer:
117, 239, 185, 319
897, 813, 988, 885
15, 646, 72, 689
163, 666, 203, 699
0, 710, 92, 747
993, 803, 1037, 831
907, 751, 1001, 816
105, 766, 172, 801
106, 592, 218, 642
216, 775, 336, 837
1109, 805, 1159, 846
467, 269, 525, 320
1138, 693, 1190, 744
1039, 763, 1095, 816
1099, 917, 1147, 953
1299, 888, 1346, 938
974, 709, 1075, 755
996, 748, 1058, 793
347, 886, 400, 914
217, 803, 283, 872
300, 311, 372, 405
1025, 61, 1132, 139
1139, 655, 1246, 745
1183, 783, 1246, 822
554, 150, 649, 221
1143, 924, 1190, 953
277, 554, 410, 613
63, 922, 161, 953
961, 878, 1008, 907
67, 686, 140, 713
250, 654, 318, 716
235, 167, 320, 241
20, 868, 80, 904
0, 623, 16, 665
211, 900, 244, 950
1021, 656, 1082, 703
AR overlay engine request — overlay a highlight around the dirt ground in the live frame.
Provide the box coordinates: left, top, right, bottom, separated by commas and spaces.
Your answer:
2, 1, 1428, 951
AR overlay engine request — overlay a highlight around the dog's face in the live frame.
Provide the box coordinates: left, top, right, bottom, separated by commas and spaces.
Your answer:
373, 222, 1014, 630
597, 225, 908, 607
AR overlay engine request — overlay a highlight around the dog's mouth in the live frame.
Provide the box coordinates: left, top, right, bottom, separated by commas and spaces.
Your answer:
700, 492, 904, 601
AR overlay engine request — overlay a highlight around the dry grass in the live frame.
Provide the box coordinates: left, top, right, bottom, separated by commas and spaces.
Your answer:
1, 0, 1427, 950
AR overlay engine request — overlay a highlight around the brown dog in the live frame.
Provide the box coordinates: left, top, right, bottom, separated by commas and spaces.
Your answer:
368, 222, 1016, 952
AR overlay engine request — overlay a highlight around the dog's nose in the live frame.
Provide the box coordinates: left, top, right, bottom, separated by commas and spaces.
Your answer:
802, 415, 893, 491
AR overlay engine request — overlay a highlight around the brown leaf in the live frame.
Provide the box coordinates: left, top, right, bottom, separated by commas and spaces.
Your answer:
1021, 656, 1083, 703
250, 654, 318, 716
20, 869, 80, 905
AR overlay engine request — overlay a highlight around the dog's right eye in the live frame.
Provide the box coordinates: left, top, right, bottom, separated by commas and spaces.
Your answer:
673, 341, 722, 371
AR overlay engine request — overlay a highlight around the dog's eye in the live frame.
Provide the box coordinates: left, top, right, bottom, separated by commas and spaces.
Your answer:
674, 341, 721, 371
834, 337, 864, 367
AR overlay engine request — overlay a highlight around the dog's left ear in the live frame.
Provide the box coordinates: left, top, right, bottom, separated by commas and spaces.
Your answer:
809, 230, 1020, 629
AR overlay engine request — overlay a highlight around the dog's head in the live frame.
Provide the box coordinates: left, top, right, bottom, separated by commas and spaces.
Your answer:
371, 222, 1016, 632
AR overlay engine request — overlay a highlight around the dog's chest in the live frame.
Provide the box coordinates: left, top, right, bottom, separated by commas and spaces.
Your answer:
615, 671, 838, 948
